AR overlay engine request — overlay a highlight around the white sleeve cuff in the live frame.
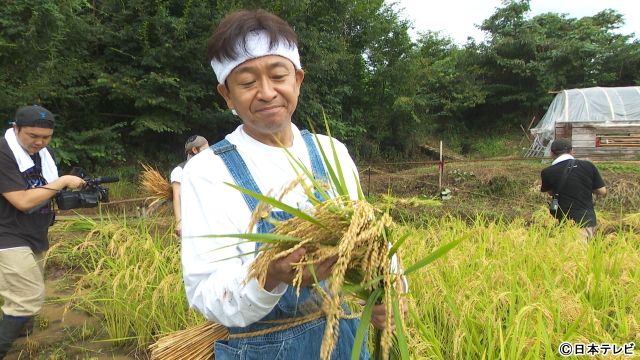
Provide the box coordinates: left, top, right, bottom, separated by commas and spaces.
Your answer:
244, 278, 287, 309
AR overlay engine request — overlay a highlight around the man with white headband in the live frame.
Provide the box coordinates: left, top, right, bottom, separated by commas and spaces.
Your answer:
180, 9, 386, 359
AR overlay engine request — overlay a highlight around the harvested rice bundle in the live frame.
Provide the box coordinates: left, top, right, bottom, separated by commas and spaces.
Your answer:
623, 212, 640, 230
246, 194, 401, 360
140, 163, 172, 207
149, 322, 228, 360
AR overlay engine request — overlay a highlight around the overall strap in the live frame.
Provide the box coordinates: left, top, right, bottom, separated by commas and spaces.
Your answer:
212, 132, 329, 212
300, 130, 328, 182
211, 139, 260, 213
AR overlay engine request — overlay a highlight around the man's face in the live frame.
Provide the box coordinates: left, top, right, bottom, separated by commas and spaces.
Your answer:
217, 55, 304, 145
15, 126, 54, 155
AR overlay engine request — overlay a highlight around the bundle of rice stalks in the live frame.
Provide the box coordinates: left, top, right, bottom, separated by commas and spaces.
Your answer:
149, 322, 228, 360
623, 213, 640, 231
140, 163, 172, 207
603, 178, 640, 209
597, 212, 640, 234
246, 194, 400, 360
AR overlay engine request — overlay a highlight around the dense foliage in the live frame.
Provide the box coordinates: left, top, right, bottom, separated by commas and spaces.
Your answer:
1, 0, 638, 167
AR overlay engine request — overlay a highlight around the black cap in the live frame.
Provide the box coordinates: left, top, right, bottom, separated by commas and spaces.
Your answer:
550, 138, 572, 153
14, 105, 55, 129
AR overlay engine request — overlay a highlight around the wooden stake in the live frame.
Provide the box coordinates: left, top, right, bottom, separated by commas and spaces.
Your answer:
438, 141, 443, 191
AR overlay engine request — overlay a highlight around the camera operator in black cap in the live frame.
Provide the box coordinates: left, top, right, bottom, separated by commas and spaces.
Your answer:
0, 105, 85, 357
540, 138, 607, 242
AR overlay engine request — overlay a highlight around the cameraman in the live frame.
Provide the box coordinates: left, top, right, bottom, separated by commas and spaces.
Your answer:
0, 105, 85, 357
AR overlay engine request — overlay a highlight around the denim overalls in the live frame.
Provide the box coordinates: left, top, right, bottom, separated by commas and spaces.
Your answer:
210, 130, 369, 360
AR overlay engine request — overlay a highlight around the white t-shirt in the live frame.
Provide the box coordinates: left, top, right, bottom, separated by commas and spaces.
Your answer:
170, 165, 183, 184
180, 123, 360, 327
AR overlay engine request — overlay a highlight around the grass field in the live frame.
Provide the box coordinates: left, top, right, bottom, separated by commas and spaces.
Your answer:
3, 159, 639, 359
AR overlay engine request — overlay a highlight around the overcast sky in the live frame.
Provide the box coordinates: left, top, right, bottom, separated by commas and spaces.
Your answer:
390, 0, 639, 44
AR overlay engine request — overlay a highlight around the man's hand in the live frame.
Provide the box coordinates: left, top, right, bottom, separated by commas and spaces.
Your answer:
2, 175, 86, 212
263, 247, 337, 292
174, 221, 182, 237
593, 186, 607, 197
60, 175, 86, 190
370, 297, 408, 330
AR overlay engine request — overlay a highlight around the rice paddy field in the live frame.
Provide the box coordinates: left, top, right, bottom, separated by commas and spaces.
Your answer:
4, 159, 640, 359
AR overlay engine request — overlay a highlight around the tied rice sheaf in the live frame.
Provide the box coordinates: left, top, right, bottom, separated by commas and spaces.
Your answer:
139, 163, 172, 207
242, 176, 404, 360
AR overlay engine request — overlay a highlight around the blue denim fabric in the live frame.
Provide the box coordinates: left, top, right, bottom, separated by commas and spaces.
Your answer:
210, 131, 368, 359
215, 316, 367, 360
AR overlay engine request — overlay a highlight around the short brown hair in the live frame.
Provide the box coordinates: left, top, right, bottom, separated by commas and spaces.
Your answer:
207, 9, 298, 63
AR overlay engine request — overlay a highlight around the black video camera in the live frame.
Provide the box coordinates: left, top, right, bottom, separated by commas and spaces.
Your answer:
56, 167, 119, 210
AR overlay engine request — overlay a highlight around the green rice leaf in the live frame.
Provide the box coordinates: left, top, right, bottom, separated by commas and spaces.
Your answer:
270, 131, 330, 204
285, 157, 318, 204
391, 293, 409, 360
203, 233, 302, 244
403, 234, 467, 275
206, 239, 254, 251
388, 231, 410, 258
306, 263, 328, 292
351, 288, 382, 360
309, 120, 349, 198
343, 271, 371, 300
211, 250, 261, 263
342, 274, 383, 298
323, 114, 349, 197
353, 169, 365, 200
408, 306, 429, 339
225, 182, 325, 228
282, 149, 331, 204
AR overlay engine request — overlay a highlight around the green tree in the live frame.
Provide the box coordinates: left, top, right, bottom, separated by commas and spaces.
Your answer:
3, 0, 637, 166
473, 0, 640, 129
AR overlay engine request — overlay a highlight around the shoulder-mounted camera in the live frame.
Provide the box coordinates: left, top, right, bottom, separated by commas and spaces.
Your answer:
56, 167, 119, 210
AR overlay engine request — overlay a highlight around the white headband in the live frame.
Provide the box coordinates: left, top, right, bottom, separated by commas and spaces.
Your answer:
210, 30, 302, 84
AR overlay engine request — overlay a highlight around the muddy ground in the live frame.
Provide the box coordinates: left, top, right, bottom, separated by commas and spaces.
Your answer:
6, 277, 140, 359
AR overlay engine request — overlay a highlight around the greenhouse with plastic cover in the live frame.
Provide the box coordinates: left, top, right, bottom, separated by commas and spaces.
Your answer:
526, 86, 640, 158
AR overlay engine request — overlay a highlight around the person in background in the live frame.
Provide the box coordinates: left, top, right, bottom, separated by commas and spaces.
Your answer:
170, 135, 208, 237
540, 138, 607, 242
179, 9, 398, 359
0, 105, 85, 358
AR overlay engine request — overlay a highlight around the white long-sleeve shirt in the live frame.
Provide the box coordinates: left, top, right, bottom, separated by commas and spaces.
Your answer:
180, 124, 360, 327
